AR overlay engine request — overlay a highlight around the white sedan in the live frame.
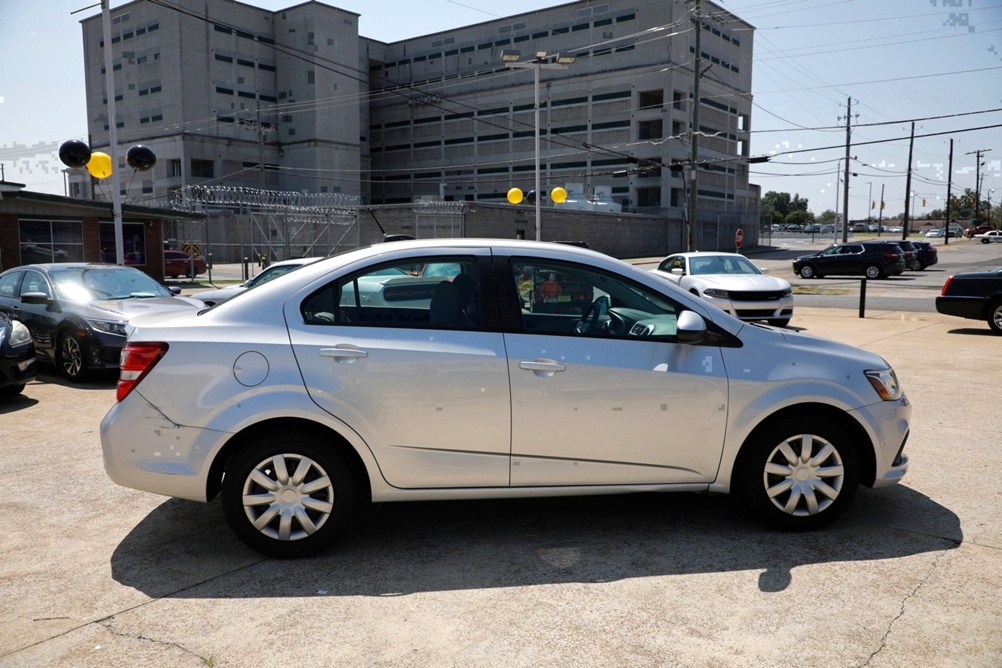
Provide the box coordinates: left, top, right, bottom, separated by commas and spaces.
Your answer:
975, 230, 1002, 244
194, 257, 323, 306
652, 252, 794, 327
100, 239, 909, 557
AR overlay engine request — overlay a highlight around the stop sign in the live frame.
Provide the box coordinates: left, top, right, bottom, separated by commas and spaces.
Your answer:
735, 228, 744, 248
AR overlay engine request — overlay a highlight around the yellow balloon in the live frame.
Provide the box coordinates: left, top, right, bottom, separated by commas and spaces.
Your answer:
86, 151, 113, 179
507, 188, 523, 205
551, 186, 567, 204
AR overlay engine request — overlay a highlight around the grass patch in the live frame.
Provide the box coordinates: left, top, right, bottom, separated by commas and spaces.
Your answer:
793, 285, 852, 295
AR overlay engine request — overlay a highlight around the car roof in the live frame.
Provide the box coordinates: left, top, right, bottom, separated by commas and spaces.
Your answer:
665, 251, 746, 260
0, 262, 126, 274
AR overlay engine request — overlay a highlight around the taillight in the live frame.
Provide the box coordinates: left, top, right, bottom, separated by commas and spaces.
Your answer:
940, 276, 953, 296
117, 342, 169, 402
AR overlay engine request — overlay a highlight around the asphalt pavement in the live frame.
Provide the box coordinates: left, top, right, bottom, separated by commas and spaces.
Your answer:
2, 239, 1001, 667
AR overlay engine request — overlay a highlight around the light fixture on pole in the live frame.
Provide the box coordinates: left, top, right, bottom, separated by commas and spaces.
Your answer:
502, 49, 576, 242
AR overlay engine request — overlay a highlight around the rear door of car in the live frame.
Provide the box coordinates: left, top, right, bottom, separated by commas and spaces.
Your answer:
497, 254, 729, 486
285, 249, 513, 489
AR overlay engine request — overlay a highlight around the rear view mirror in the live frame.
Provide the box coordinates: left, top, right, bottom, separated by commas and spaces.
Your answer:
676, 310, 707, 344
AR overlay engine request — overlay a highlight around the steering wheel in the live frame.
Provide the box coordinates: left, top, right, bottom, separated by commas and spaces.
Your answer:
578, 295, 611, 334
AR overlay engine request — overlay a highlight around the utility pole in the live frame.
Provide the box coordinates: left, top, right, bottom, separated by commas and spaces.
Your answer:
967, 148, 991, 225
840, 97, 854, 243
877, 184, 885, 235
687, 0, 702, 252
945, 139, 953, 246
902, 122, 914, 240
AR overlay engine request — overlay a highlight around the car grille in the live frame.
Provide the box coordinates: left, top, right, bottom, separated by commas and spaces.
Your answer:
736, 309, 781, 318
730, 290, 788, 301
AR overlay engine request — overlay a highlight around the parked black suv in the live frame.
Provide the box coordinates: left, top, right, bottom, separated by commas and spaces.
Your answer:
863, 239, 921, 271
909, 240, 938, 270
792, 242, 906, 279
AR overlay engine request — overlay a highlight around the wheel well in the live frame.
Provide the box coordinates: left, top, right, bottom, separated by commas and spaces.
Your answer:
205, 417, 372, 504
734, 403, 877, 487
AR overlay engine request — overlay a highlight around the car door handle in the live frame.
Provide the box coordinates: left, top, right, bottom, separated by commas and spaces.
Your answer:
520, 359, 566, 376
320, 345, 368, 363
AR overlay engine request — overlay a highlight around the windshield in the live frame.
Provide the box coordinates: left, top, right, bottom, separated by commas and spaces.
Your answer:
51, 267, 171, 302
689, 255, 761, 276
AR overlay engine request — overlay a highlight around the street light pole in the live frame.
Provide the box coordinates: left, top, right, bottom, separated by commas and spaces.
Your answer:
502, 50, 575, 242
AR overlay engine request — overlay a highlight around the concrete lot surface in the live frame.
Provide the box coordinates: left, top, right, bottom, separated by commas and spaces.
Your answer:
1, 307, 1000, 667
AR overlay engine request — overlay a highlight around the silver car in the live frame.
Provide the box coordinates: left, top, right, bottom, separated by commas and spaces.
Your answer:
193, 257, 323, 306
101, 239, 910, 558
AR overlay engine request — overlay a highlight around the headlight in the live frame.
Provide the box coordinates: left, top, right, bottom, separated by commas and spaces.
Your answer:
8, 320, 32, 347
781, 287, 792, 297
88, 319, 129, 336
702, 288, 730, 298
865, 368, 902, 401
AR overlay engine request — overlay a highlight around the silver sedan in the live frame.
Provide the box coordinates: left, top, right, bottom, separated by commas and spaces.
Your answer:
101, 239, 909, 557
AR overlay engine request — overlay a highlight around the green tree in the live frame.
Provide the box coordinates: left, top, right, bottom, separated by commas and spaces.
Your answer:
785, 210, 813, 227
816, 209, 838, 226
790, 194, 810, 212
762, 191, 792, 219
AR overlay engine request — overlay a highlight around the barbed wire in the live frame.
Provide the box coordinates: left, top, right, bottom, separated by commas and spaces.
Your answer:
173, 185, 362, 214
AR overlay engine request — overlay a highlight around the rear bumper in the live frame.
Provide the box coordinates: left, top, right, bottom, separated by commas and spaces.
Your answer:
936, 296, 984, 320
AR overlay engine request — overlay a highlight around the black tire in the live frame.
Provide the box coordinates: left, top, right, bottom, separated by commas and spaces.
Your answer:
221, 431, 358, 558
987, 300, 1002, 335
768, 318, 791, 328
982, 238, 990, 244
798, 265, 815, 279
735, 417, 860, 531
864, 263, 884, 280
57, 331, 90, 382
0, 383, 25, 397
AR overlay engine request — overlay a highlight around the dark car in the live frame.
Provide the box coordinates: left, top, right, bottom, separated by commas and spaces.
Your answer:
792, 242, 905, 280
0, 263, 203, 381
0, 312, 36, 397
163, 250, 207, 278
910, 240, 938, 270
936, 267, 1002, 334
863, 239, 921, 271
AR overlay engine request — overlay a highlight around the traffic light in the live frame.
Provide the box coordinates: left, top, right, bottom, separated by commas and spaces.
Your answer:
922, 199, 926, 207
880, 201, 885, 209
871, 201, 875, 209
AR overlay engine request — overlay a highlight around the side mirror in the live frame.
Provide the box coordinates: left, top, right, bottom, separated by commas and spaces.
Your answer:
670, 267, 684, 276
21, 291, 60, 313
168, 286, 182, 295
676, 310, 707, 345
758, 266, 770, 274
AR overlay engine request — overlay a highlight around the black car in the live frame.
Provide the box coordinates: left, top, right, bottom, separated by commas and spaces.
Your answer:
863, 239, 921, 271
0, 264, 203, 381
910, 240, 938, 270
936, 267, 1002, 334
0, 312, 36, 397
792, 242, 906, 280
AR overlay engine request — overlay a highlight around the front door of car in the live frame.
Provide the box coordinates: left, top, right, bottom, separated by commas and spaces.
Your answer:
286, 253, 512, 489
502, 258, 728, 486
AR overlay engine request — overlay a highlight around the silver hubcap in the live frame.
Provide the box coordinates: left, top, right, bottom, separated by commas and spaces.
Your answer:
763, 434, 844, 517
993, 305, 1002, 330
241, 453, 334, 541
61, 336, 83, 377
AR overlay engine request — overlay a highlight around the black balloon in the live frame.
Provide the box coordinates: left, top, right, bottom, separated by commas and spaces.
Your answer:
127, 144, 157, 171
58, 140, 91, 169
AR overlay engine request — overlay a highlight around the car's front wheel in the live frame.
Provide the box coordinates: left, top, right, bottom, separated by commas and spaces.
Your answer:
221, 431, 358, 558
57, 331, 89, 382
987, 300, 1002, 335
798, 265, 816, 279
736, 417, 859, 531
768, 318, 791, 328
864, 264, 884, 280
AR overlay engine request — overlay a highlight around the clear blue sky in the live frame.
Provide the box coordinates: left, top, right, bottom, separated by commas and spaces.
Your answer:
1, 0, 1000, 222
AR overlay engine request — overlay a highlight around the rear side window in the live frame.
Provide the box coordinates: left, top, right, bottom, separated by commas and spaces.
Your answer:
301, 256, 481, 330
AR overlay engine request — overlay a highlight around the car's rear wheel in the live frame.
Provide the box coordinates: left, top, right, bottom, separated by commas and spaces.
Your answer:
864, 264, 883, 280
57, 331, 89, 382
221, 431, 358, 558
987, 300, 1002, 335
0, 383, 25, 397
798, 265, 816, 279
736, 417, 859, 531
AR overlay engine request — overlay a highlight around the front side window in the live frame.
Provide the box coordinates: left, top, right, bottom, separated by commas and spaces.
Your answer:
302, 256, 480, 330
510, 258, 682, 339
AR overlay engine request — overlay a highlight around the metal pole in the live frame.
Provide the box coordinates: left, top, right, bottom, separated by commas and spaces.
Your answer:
841, 97, 852, 243
100, 0, 124, 265
687, 0, 702, 253
534, 64, 541, 242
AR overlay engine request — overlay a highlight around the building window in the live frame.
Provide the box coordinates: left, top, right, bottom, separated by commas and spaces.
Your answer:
638, 89, 664, 110
637, 119, 663, 140
19, 219, 85, 263
673, 90, 686, 111
191, 159, 214, 178
168, 160, 182, 178
99, 222, 146, 263
308, 70, 315, 84
636, 187, 661, 207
